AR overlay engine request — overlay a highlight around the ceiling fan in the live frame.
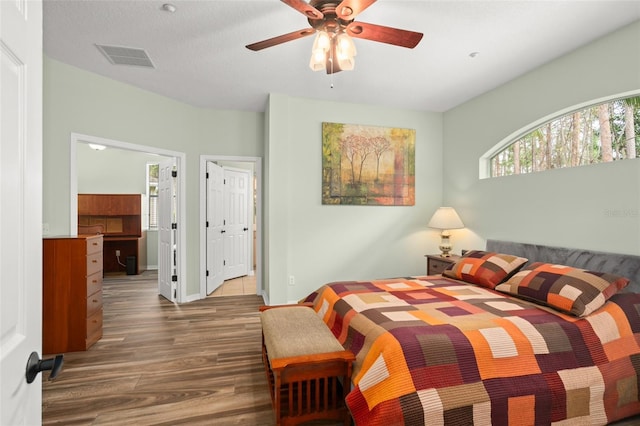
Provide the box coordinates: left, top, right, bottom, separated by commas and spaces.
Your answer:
246, 0, 423, 74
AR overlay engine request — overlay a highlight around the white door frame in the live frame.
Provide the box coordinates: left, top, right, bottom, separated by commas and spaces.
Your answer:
1, 0, 43, 422
200, 155, 262, 299
69, 132, 188, 303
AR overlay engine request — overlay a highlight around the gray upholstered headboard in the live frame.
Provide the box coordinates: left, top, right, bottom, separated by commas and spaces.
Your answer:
486, 240, 640, 293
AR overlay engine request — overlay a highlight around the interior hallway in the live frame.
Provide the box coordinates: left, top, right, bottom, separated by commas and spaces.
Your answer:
210, 275, 257, 297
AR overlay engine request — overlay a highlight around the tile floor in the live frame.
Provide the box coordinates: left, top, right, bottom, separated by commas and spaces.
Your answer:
210, 274, 257, 297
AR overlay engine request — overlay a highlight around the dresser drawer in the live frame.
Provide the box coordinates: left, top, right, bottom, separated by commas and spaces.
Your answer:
86, 251, 103, 276
426, 255, 460, 276
86, 271, 103, 297
428, 258, 451, 275
86, 309, 103, 348
87, 291, 103, 317
86, 236, 103, 255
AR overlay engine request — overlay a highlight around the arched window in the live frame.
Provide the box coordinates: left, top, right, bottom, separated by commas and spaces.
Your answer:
485, 94, 640, 178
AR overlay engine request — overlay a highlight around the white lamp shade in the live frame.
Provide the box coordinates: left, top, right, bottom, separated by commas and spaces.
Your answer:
428, 207, 464, 230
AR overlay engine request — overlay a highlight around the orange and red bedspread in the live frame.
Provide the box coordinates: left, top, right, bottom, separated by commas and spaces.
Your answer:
303, 275, 640, 425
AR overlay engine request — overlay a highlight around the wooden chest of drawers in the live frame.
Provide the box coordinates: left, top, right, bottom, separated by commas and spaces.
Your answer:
43, 235, 103, 354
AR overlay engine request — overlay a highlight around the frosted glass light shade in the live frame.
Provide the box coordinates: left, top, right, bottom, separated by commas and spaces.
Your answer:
309, 31, 331, 71
335, 33, 356, 70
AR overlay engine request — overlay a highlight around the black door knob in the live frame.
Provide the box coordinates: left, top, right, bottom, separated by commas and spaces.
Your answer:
25, 351, 64, 384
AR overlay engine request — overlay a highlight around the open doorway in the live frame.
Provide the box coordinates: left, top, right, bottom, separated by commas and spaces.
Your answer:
199, 155, 262, 299
70, 133, 188, 302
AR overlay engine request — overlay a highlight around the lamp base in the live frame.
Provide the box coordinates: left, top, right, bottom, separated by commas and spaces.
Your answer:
438, 246, 453, 257
439, 231, 453, 257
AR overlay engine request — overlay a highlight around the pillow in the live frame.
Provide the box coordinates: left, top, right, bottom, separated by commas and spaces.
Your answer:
442, 250, 528, 289
495, 262, 630, 317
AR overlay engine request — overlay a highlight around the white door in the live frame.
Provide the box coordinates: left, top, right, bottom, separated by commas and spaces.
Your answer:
223, 168, 250, 280
0, 0, 43, 424
158, 158, 176, 302
206, 162, 224, 294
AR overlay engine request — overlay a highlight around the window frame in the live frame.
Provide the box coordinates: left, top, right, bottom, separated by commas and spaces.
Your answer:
146, 162, 159, 230
479, 90, 640, 179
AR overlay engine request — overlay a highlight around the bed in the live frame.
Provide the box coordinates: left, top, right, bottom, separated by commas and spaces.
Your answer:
302, 240, 640, 425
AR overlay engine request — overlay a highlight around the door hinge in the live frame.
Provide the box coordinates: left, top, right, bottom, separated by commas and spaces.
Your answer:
173, 289, 177, 299
223, 219, 226, 225
172, 170, 177, 178
172, 275, 178, 282
171, 223, 177, 230
206, 270, 209, 277
223, 260, 226, 266
206, 221, 209, 227
206, 172, 209, 179
224, 178, 226, 184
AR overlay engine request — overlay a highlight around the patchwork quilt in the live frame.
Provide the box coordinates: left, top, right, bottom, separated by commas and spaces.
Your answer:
303, 275, 640, 425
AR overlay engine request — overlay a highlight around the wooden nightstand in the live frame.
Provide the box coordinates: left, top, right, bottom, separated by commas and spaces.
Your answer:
425, 254, 461, 275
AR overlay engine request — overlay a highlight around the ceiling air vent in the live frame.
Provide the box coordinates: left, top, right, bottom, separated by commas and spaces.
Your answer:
95, 44, 155, 68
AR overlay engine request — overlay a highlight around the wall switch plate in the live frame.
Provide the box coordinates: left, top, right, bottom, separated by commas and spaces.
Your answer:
288, 276, 295, 286
116, 250, 121, 257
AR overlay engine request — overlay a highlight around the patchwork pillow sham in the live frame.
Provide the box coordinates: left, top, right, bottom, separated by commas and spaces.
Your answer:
495, 262, 630, 317
442, 250, 528, 289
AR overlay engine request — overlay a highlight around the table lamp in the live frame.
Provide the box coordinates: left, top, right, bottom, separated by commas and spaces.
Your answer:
428, 207, 464, 257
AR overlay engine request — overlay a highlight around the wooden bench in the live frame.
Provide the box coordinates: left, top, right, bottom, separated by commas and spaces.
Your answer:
260, 304, 355, 426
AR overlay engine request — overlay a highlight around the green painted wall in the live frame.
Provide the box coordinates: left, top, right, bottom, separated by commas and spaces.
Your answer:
44, 20, 640, 304
266, 94, 443, 303
44, 57, 264, 297
443, 21, 640, 255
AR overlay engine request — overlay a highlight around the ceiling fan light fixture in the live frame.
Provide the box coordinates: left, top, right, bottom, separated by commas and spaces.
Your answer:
312, 31, 331, 52
310, 31, 331, 71
309, 47, 327, 71
335, 33, 356, 70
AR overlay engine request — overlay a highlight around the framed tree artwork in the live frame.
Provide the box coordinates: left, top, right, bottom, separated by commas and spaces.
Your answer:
322, 122, 415, 205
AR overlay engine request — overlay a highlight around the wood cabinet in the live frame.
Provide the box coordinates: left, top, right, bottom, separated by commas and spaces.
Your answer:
43, 235, 103, 354
425, 254, 461, 275
78, 194, 141, 216
78, 194, 141, 236
78, 194, 143, 274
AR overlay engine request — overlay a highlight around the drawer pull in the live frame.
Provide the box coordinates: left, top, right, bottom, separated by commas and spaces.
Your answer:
92, 299, 98, 303
92, 242, 98, 246
92, 260, 97, 263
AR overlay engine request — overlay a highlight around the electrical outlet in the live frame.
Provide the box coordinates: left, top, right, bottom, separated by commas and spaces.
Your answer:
288, 276, 295, 286
115, 250, 121, 257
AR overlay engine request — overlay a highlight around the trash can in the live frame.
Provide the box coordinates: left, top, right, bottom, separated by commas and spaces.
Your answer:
126, 256, 136, 275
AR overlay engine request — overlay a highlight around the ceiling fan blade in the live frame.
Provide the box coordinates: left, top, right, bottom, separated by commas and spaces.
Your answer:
336, 0, 376, 20
281, 0, 324, 19
346, 21, 423, 49
246, 28, 315, 51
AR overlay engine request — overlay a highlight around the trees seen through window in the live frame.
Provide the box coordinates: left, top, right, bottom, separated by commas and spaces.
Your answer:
491, 96, 640, 177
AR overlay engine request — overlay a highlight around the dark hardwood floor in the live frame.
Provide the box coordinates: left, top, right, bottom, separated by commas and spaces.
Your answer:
42, 272, 275, 425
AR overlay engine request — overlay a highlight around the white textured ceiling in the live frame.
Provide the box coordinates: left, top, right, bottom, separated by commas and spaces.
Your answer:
43, 0, 640, 113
